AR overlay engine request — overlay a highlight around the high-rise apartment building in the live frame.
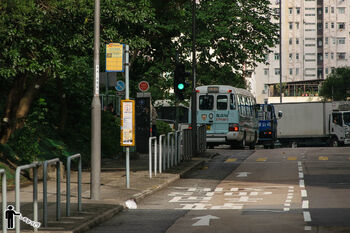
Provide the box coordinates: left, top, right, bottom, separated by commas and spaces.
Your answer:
252, 0, 350, 103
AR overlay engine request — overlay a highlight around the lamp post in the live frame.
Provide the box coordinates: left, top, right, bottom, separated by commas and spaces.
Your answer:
191, 0, 197, 156
279, 0, 282, 103
91, 0, 101, 200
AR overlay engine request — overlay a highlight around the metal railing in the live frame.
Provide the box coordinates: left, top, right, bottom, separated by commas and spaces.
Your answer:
197, 125, 207, 153
148, 137, 157, 178
159, 134, 166, 174
174, 130, 181, 166
66, 154, 82, 217
167, 132, 175, 168
1, 169, 7, 233
15, 162, 40, 233
43, 158, 61, 227
182, 129, 192, 160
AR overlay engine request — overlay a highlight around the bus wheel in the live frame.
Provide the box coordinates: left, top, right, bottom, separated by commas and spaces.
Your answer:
330, 137, 339, 147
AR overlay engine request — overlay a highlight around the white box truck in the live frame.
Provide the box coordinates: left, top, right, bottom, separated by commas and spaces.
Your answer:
273, 101, 350, 147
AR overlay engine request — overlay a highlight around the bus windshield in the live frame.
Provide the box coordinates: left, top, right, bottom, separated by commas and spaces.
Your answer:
199, 95, 214, 110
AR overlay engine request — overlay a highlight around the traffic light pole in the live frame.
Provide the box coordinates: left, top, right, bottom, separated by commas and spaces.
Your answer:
191, 0, 197, 156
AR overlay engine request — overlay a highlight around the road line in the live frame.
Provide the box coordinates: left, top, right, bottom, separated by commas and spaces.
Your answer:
250, 192, 258, 196
203, 188, 211, 192
283, 208, 290, 211
284, 203, 291, 207
304, 226, 312, 231
224, 192, 233, 196
318, 156, 328, 161
256, 157, 267, 162
303, 211, 312, 222
230, 188, 239, 191
299, 172, 304, 178
288, 157, 297, 160
301, 190, 307, 197
206, 192, 214, 196
215, 188, 223, 192
226, 158, 237, 163
299, 180, 305, 188
298, 161, 302, 166
302, 200, 309, 209
238, 192, 247, 196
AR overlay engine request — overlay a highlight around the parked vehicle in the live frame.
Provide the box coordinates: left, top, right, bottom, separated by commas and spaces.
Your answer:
190, 85, 258, 149
256, 104, 281, 149
273, 101, 350, 147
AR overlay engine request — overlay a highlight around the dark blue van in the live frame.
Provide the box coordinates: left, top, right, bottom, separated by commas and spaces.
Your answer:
257, 104, 278, 149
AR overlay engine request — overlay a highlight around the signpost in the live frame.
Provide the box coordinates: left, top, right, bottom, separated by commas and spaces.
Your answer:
120, 100, 135, 146
138, 81, 150, 92
106, 43, 124, 72
115, 80, 125, 92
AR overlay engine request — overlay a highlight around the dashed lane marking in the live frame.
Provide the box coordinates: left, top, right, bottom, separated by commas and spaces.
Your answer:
225, 158, 237, 163
287, 157, 297, 160
256, 157, 267, 162
318, 156, 328, 161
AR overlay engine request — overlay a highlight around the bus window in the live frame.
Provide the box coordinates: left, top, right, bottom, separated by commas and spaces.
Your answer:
247, 97, 252, 116
237, 95, 242, 115
217, 95, 228, 110
199, 95, 214, 110
240, 96, 246, 116
230, 94, 236, 110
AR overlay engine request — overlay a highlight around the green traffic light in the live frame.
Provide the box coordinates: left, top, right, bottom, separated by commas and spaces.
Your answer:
178, 83, 184, 90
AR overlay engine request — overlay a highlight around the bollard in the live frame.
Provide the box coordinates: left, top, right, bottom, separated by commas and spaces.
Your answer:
1, 169, 7, 233
148, 137, 157, 178
66, 154, 82, 217
43, 158, 61, 227
15, 162, 40, 233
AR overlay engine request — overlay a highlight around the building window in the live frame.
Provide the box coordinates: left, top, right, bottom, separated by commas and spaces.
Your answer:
325, 37, 328, 44
338, 7, 345, 14
296, 68, 299, 75
337, 37, 345, 44
296, 53, 299, 60
289, 53, 293, 60
337, 52, 346, 60
296, 38, 299, 44
325, 7, 328, 14
264, 68, 269, 76
333, 37, 336, 45
275, 68, 280, 75
289, 8, 293, 14
331, 7, 334, 13
264, 54, 269, 61
296, 8, 300, 14
325, 52, 329, 59
326, 68, 329, 74
331, 53, 334, 59
318, 53, 323, 61
296, 22, 299, 29
318, 39, 323, 47
274, 53, 280, 60
325, 22, 328, 29
331, 22, 334, 28
338, 23, 345, 30
289, 22, 293, 29
289, 38, 292, 45
290, 68, 293, 75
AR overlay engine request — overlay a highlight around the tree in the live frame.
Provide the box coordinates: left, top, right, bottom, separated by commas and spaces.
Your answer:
319, 67, 350, 101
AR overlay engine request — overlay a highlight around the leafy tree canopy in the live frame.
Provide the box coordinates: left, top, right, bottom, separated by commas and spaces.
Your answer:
319, 67, 350, 101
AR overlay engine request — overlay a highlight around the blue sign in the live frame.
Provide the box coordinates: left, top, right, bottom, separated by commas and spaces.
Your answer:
115, 80, 125, 92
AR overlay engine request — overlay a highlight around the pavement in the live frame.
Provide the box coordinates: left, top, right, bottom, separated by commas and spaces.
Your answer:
5, 151, 213, 233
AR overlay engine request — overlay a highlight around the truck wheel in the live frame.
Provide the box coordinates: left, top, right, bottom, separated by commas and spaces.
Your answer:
207, 143, 215, 149
330, 138, 339, 147
263, 145, 269, 149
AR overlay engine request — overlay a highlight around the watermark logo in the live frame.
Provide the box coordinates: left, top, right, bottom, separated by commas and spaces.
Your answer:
5, 205, 41, 229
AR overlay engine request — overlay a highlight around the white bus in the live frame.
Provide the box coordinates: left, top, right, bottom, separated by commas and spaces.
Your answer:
194, 85, 258, 149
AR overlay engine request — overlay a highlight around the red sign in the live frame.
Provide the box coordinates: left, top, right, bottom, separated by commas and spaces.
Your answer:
138, 81, 150, 92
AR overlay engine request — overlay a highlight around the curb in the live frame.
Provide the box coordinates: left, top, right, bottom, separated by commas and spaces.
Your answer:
69, 158, 206, 233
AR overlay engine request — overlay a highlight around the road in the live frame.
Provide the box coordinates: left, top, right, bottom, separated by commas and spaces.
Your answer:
86, 146, 350, 233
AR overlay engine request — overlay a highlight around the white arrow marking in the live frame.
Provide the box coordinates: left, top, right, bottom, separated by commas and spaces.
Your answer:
236, 172, 251, 177
192, 215, 219, 226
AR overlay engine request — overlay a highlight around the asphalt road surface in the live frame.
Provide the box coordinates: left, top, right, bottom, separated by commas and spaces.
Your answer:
86, 146, 350, 233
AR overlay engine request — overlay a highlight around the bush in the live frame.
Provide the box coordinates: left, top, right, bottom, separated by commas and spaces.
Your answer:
156, 120, 173, 135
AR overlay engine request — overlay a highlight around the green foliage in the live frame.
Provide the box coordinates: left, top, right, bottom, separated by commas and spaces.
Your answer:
319, 67, 350, 101
156, 120, 173, 135
101, 112, 122, 158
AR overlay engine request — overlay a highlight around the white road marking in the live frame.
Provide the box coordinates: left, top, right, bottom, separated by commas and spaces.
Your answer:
215, 188, 223, 192
302, 200, 309, 209
188, 188, 197, 192
224, 192, 233, 196
263, 192, 272, 195
287, 195, 293, 199
283, 208, 290, 211
192, 215, 219, 226
236, 172, 251, 177
238, 192, 247, 196
304, 226, 312, 230
303, 211, 312, 222
206, 192, 214, 196
239, 196, 249, 202
285, 200, 291, 203
301, 190, 307, 197
230, 188, 239, 191
203, 188, 211, 192
299, 172, 304, 178
299, 180, 305, 188
284, 203, 291, 207
250, 192, 258, 196
298, 161, 302, 166
169, 197, 182, 202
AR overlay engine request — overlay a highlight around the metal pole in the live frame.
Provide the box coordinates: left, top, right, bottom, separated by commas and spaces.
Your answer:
191, 0, 197, 156
91, 0, 101, 200
33, 166, 38, 232
43, 162, 48, 227
125, 44, 130, 188
279, 0, 282, 103
66, 158, 71, 216
1, 171, 6, 233
15, 168, 20, 233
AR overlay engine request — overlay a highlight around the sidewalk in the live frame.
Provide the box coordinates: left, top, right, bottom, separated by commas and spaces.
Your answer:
6, 151, 213, 233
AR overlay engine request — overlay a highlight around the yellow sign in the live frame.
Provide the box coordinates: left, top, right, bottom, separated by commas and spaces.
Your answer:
106, 43, 124, 72
120, 100, 135, 146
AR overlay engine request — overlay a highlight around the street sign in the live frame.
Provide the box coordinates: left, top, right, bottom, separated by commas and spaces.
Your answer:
115, 80, 125, 92
106, 43, 124, 72
120, 100, 135, 146
138, 81, 150, 92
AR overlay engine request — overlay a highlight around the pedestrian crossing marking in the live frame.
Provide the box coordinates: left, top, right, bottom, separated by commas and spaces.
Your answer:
318, 156, 328, 161
225, 158, 237, 163
287, 157, 297, 160
256, 157, 267, 162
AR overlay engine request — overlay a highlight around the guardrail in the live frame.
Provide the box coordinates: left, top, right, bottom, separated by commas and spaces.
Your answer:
148, 137, 157, 178
66, 153, 82, 217
43, 158, 61, 227
1, 169, 7, 233
15, 162, 40, 233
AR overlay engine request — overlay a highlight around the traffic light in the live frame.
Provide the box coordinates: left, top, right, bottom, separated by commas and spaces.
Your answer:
174, 64, 189, 100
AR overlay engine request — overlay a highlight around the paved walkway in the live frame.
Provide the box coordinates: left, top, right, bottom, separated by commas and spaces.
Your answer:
5, 152, 213, 233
